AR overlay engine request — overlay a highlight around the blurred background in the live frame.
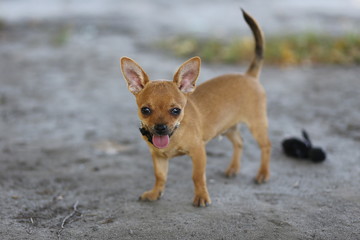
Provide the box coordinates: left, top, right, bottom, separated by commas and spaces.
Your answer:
1, 0, 360, 65
0, 1, 360, 239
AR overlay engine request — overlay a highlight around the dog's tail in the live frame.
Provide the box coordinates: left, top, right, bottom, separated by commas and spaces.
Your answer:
242, 9, 264, 78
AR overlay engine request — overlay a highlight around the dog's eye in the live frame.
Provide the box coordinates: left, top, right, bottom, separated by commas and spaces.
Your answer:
170, 108, 181, 116
141, 107, 151, 115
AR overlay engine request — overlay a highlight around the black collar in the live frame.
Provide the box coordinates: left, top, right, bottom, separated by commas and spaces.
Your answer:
139, 127, 153, 144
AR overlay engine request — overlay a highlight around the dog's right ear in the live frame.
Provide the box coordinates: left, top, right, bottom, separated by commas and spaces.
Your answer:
173, 57, 201, 94
120, 57, 149, 95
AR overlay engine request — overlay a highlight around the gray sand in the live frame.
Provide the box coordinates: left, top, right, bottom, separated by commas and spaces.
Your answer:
1, 1, 359, 239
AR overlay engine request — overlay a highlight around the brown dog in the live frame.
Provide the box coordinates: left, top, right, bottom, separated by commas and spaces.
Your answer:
120, 10, 271, 207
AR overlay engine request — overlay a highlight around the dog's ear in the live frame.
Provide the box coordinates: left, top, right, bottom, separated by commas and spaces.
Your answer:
173, 57, 201, 94
120, 57, 149, 95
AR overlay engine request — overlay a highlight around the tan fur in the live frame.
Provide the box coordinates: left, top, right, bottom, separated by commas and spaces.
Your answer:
120, 10, 270, 207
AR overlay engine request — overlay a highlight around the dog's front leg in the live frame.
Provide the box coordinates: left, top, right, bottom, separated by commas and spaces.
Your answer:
190, 145, 211, 207
139, 154, 168, 201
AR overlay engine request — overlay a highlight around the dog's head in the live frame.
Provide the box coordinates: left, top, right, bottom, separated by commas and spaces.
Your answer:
120, 57, 201, 149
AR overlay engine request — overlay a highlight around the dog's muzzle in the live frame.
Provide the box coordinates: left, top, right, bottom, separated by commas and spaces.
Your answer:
139, 122, 180, 145
154, 124, 169, 136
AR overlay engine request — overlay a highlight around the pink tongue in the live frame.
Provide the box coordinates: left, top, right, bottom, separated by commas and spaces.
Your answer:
152, 135, 170, 149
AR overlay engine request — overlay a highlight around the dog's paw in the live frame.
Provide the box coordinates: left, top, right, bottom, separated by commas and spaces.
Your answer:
225, 166, 239, 178
255, 168, 270, 184
193, 193, 211, 207
139, 190, 162, 201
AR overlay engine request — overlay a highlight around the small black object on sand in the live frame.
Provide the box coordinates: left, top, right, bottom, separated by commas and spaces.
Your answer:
282, 130, 326, 163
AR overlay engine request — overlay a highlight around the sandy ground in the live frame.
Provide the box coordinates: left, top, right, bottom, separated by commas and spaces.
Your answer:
1, 1, 360, 239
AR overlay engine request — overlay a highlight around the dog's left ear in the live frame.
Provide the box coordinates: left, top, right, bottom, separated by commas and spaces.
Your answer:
120, 57, 149, 95
173, 57, 201, 94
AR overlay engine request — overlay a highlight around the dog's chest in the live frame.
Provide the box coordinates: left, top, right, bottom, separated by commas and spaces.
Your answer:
152, 146, 188, 159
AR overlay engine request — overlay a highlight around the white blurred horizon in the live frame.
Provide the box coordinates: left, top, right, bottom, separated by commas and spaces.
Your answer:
1, 0, 359, 37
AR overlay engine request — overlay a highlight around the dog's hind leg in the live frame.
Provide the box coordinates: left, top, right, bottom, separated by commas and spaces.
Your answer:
248, 117, 271, 184
224, 125, 243, 178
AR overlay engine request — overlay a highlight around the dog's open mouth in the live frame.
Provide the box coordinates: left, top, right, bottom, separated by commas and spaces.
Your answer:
152, 135, 170, 149
139, 124, 179, 149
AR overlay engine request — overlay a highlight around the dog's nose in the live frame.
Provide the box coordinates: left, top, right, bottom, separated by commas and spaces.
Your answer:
154, 124, 168, 134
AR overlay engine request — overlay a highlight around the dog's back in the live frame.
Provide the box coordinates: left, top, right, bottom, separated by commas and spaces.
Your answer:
188, 9, 266, 141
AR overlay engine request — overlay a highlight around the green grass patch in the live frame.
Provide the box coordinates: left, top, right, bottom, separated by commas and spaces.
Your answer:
51, 24, 72, 47
157, 33, 360, 66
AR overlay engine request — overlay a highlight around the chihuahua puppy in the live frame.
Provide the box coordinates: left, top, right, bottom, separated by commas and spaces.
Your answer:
120, 10, 271, 207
